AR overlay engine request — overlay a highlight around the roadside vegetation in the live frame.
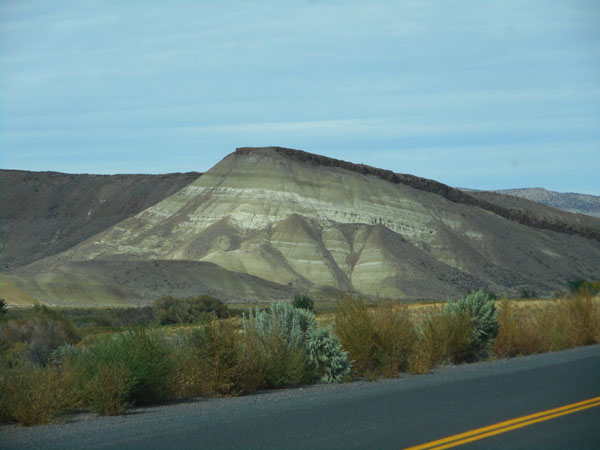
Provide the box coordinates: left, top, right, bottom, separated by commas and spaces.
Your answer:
1, 284, 598, 426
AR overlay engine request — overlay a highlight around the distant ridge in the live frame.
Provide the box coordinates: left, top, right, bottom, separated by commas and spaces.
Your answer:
237, 147, 600, 241
491, 188, 600, 218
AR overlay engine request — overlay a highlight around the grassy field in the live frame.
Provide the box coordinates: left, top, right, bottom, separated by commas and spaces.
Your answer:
1, 289, 599, 426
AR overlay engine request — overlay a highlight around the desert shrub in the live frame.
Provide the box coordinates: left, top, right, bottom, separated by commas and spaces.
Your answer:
56, 306, 156, 328
49, 343, 80, 368
561, 291, 600, 347
65, 329, 175, 408
175, 319, 247, 397
244, 302, 350, 386
245, 330, 312, 388
491, 299, 546, 357
492, 294, 600, 358
413, 306, 474, 370
246, 301, 317, 344
493, 301, 534, 356
445, 290, 499, 359
334, 296, 417, 379
0, 362, 81, 425
152, 295, 230, 325
292, 294, 314, 312
519, 289, 538, 299
0, 305, 80, 366
567, 279, 600, 295
108, 306, 155, 327
243, 302, 316, 387
81, 361, 135, 416
305, 327, 352, 383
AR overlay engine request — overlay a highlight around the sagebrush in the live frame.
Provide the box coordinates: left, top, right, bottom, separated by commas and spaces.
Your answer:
334, 295, 417, 379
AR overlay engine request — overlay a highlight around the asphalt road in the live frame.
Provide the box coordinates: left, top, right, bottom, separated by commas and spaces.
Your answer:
2, 345, 599, 450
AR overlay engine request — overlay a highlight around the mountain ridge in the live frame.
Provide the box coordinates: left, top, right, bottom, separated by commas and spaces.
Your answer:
4, 147, 600, 306
490, 187, 600, 218
0, 169, 201, 269
238, 147, 600, 240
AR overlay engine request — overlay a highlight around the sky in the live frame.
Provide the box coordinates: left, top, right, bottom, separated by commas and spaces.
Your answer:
1, 0, 599, 194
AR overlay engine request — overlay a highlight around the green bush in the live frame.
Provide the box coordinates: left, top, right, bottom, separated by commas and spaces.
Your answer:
0, 305, 80, 366
152, 295, 230, 325
334, 296, 417, 379
65, 329, 175, 409
81, 361, 135, 416
567, 279, 600, 296
519, 289, 538, 299
175, 320, 247, 397
292, 294, 314, 312
104, 306, 154, 328
445, 290, 499, 359
244, 302, 349, 385
305, 327, 351, 383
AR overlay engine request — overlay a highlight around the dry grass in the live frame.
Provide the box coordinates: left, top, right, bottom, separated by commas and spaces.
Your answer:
334, 295, 417, 379
492, 293, 600, 357
2, 293, 598, 427
174, 319, 248, 398
410, 306, 474, 374
174, 317, 314, 397
0, 364, 82, 425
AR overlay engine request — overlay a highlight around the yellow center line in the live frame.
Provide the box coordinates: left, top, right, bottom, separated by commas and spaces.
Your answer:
402, 396, 600, 450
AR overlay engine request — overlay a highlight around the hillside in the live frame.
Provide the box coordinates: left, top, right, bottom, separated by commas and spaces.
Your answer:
491, 188, 600, 218
0, 170, 200, 269
5, 147, 600, 306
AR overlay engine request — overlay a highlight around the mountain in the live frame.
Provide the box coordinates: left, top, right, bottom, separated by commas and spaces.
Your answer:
490, 188, 600, 218
0, 170, 201, 269
3, 147, 600, 306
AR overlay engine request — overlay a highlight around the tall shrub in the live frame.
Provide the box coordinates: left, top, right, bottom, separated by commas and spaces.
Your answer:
292, 295, 315, 312
244, 302, 350, 385
334, 296, 417, 379
445, 290, 499, 359
175, 320, 247, 397
152, 295, 229, 325
0, 355, 82, 425
0, 305, 80, 366
65, 329, 175, 408
414, 306, 474, 370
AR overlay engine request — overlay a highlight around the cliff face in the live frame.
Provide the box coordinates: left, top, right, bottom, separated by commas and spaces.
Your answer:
8, 147, 600, 306
0, 170, 201, 268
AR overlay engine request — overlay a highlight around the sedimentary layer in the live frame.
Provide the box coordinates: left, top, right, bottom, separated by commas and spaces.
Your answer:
9, 147, 600, 305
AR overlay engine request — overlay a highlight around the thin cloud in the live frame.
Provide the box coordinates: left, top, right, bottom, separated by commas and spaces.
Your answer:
1, 0, 599, 194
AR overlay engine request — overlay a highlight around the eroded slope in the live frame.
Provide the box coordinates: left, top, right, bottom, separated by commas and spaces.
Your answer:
14, 147, 600, 304
0, 170, 201, 268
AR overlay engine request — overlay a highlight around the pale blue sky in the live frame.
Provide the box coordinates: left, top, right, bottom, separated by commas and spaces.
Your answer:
1, 0, 599, 194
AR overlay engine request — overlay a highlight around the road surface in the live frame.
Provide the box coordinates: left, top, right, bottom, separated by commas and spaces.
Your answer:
2, 345, 599, 449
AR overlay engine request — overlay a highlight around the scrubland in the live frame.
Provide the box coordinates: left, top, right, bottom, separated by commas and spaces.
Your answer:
1, 286, 599, 426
